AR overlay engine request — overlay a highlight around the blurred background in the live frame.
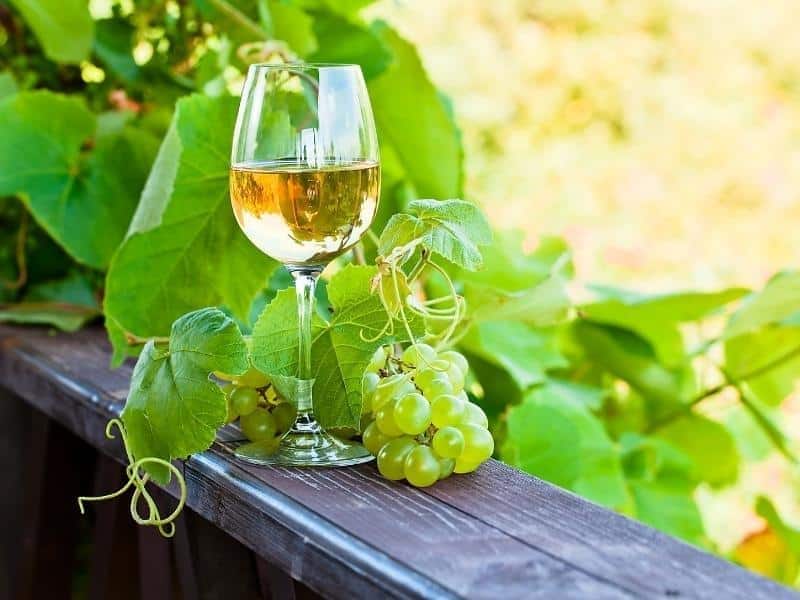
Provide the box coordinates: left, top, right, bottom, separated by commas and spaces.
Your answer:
373, 0, 800, 557
374, 0, 800, 291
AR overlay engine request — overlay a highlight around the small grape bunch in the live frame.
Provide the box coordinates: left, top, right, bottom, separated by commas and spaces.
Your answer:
361, 343, 493, 487
216, 367, 297, 452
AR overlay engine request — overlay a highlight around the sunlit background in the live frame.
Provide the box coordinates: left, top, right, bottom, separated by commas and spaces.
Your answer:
373, 0, 800, 291
373, 0, 800, 555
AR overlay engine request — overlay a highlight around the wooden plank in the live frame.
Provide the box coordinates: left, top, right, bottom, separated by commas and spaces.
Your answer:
426, 460, 799, 599
0, 326, 794, 599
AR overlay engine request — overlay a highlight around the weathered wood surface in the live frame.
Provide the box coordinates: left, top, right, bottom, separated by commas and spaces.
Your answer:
0, 325, 795, 600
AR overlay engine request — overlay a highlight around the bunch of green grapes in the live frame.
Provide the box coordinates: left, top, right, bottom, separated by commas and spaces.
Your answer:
215, 367, 296, 451
360, 343, 493, 487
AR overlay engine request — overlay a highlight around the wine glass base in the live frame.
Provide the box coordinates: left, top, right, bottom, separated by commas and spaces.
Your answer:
233, 430, 374, 467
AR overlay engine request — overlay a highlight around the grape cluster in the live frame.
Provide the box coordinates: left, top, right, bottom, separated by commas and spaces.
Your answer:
216, 367, 297, 451
361, 343, 493, 487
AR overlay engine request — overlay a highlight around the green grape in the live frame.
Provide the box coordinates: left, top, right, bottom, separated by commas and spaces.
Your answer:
235, 366, 269, 388
272, 402, 296, 433
362, 420, 392, 455
413, 368, 437, 390
438, 457, 456, 479
377, 437, 417, 480
372, 374, 415, 411
432, 426, 465, 458
375, 399, 404, 437
362, 371, 380, 412
220, 383, 235, 395
429, 358, 450, 371
393, 393, 431, 435
454, 456, 483, 474
463, 402, 489, 428
439, 350, 468, 375
457, 423, 494, 463
403, 445, 441, 487
430, 394, 466, 428
402, 343, 436, 367
420, 373, 453, 399
445, 363, 465, 393
240, 408, 278, 442
367, 346, 388, 373
230, 387, 259, 417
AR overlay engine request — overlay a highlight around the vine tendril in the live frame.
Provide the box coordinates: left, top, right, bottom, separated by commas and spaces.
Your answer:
77, 419, 187, 538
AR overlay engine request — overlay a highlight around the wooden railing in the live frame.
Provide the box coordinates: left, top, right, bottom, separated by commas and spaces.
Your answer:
0, 325, 795, 599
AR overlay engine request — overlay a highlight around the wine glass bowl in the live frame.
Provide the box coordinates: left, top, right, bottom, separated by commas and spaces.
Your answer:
230, 63, 379, 467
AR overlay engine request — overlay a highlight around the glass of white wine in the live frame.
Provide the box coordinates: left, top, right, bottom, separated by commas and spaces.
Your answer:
230, 63, 379, 467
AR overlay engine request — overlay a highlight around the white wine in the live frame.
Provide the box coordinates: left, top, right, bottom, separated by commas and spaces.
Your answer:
230, 160, 380, 265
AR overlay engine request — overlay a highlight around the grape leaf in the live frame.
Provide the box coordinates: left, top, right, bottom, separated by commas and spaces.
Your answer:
265, 0, 318, 56
122, 308, 249, 483
503, 387, 626, 508
0, 72, 17, 101
726, 271, 800, 338
104, 94, 277, 364
464, 276, 571, 327
725, 325, 800, 406
0, 92, 159, 269
10, 0, 94, 63
93, 18, 140, 83
378, 199, 491, 270
654, 413, 739, 486
309, 13, 392, 80
581, 287, 748, 366
620, 433, 705, 545
0, 272, 101, 332
570, 321, 694, 420
368, 23, 463, 198
736, 498, 800, 583
459, 322, 567, 389
252, 265, 422, 429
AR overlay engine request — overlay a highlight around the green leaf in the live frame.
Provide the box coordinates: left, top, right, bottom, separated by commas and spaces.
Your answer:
725, 324, 800, 406
105, 95, 277, 361
654, 413, 739, 486
378, 199, 491, 270
620, 433, 705, 545
308, 13, 392, 80
0, 72, 17, 101
503, 387, 626, 508
571, 321, 692, 419
726, 271, 800, 338
121, 308, 249, 483
253, 265, 422, 429
0, 92, 158, 268
543, 379, 607, 411
459, 322, 567, 389
368, 23, 462, 198
265, 0, 318, 56
464, 275, 571, 327
582, 287, 748, 366
0, 272, 100, 331
251, 287, 326, 376
10, 0, 94, 63
463, 232, 574, 290
757, 497, 800, 556
193, 0, 267, 45
93, 18, 140, 82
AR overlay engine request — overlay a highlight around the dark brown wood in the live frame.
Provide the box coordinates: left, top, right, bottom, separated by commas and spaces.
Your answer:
87, 453, 140, 600
0, 388, 32, 600
256, 558, 297, 600
0, 326, 796, 600
12, 407, 95, 600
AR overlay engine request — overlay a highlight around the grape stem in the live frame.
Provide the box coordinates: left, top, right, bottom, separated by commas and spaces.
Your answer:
77, 419, 187, 538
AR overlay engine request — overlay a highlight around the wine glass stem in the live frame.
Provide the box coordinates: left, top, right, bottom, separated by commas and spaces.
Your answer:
289, 267, 322, 416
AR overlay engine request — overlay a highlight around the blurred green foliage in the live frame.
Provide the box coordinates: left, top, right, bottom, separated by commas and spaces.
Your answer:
0, 0, 799, 587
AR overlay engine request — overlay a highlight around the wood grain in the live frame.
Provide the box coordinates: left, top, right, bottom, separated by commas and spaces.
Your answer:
0, 326, 794, 599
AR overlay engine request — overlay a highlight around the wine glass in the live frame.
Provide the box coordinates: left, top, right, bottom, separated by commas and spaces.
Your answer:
229, 63, 379, 466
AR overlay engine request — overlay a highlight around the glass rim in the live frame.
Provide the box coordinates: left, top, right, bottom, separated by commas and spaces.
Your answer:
246, 62, 363, 72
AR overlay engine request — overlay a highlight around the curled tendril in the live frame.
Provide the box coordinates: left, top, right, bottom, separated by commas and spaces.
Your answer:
366, 237, 467, 351
77, 419, 187, 538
